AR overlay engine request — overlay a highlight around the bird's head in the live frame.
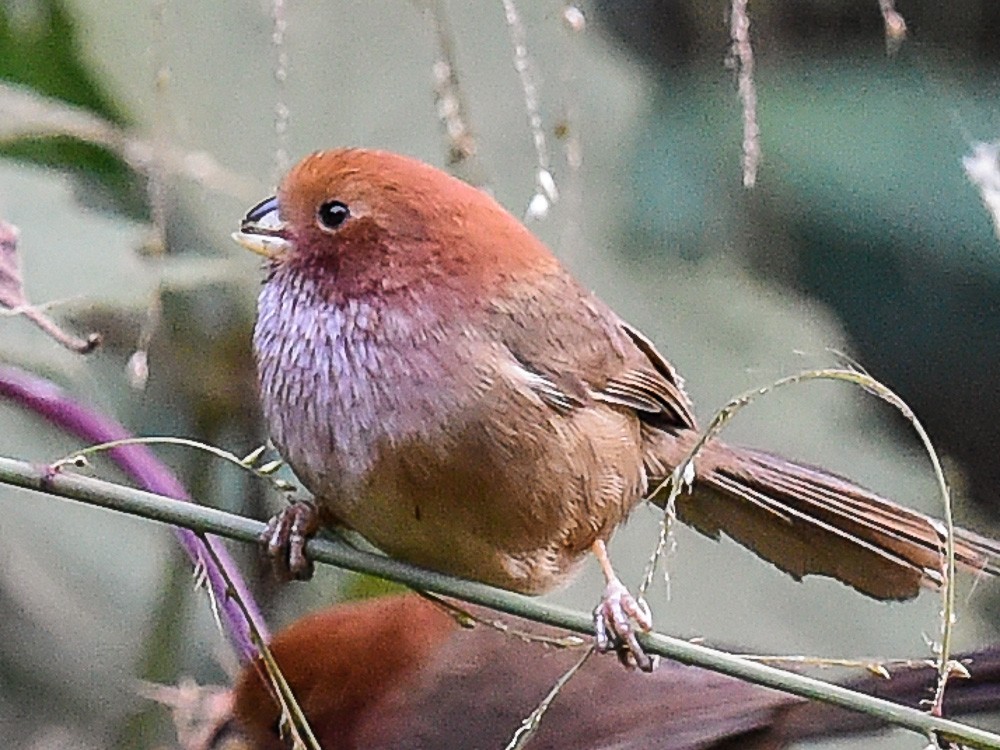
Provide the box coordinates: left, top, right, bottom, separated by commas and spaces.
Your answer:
233, 149, 557, 298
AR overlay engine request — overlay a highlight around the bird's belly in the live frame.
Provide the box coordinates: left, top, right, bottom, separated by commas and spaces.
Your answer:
337, 475, 587, 594
325, 398, 647, 595
272, 373, 645, 594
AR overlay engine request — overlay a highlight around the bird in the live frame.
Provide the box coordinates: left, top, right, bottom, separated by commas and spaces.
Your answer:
211, 592, 1000, 750
233, 148, 1000, 670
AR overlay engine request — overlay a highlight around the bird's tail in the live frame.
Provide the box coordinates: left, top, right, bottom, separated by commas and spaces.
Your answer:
644, 428, 1000, 600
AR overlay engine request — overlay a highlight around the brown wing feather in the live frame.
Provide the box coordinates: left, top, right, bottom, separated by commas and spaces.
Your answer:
618, 321, 697, 428
489, 274, 697, 432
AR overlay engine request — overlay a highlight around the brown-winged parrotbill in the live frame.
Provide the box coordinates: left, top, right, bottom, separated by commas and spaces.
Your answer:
233, 149, 1000, 669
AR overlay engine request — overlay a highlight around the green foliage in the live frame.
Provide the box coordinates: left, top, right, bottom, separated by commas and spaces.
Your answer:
0, 0, 145, 217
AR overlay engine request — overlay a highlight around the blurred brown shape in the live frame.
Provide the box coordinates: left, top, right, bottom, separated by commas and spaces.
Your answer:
192, 593, 1000, 750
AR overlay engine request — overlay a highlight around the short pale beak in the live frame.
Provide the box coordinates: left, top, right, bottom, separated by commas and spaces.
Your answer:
232, 196, 291, 259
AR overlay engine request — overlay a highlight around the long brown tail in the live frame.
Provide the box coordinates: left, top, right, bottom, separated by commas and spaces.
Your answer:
644, 428, 1000, 600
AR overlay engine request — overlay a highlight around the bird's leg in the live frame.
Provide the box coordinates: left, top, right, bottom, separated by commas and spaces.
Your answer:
262, 500, 320, 581
591, 539, 655, 672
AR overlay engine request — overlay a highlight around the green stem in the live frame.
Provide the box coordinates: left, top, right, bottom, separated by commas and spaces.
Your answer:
0, 454, 997, 749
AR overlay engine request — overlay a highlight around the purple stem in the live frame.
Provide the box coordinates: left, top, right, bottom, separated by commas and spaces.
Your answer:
0, 364, 268, 662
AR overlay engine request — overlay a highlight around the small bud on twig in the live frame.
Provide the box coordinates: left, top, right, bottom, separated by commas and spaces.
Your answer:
0, 219, 101, 353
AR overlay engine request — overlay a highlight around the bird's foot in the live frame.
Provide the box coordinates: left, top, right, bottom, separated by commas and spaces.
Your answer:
262, 500, 320, 581
593, 578, 655, 672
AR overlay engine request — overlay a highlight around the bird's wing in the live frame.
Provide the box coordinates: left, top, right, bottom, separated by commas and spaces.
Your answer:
360, 597, 799, 750
598, 321, 697, 429
487, 271, 697, 431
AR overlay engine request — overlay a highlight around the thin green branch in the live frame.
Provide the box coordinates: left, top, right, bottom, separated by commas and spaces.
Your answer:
1, 455, 998, 749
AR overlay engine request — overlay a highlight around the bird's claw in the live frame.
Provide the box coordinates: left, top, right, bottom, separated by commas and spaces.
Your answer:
593, 579, 655, 672
262, 501, 320, 581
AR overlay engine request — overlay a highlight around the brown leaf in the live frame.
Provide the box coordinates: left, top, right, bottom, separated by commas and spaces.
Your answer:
0, 219, 100, 353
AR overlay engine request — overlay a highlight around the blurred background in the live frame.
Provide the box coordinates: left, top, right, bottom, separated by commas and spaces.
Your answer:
0, 0, 999, 747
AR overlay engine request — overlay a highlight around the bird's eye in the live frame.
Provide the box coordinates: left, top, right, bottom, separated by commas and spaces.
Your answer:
317, 200, 350, 231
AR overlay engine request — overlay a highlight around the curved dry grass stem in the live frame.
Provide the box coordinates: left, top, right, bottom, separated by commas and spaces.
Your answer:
419, 591, 586, 649
504, 646, 595, 750
271, 0, 291, 179
148, 0, 170, 258
729, 0, 759, 188
554, 5, 586, 266
198, 533, 320, 750
500, 0, 558, 220
52, 435, 297, 495
421, 0, 487, 187
641, 367, 957, 726
736, 654, 937, 678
